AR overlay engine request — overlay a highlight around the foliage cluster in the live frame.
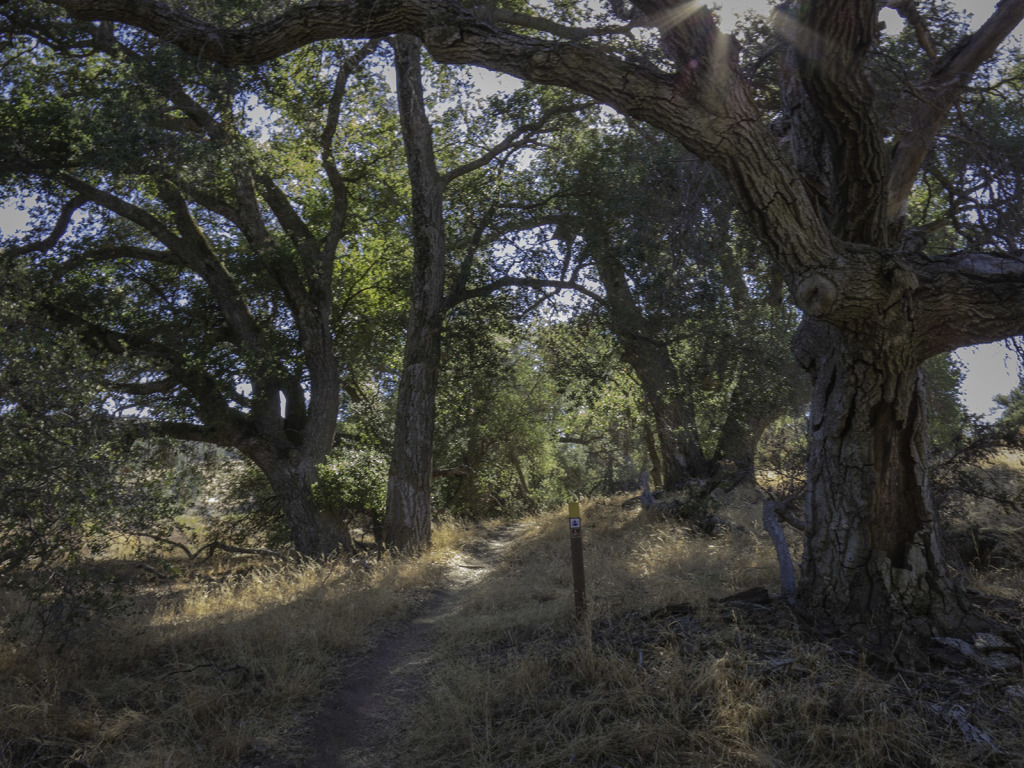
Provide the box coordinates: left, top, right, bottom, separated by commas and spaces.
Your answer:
314, 443, 390, 546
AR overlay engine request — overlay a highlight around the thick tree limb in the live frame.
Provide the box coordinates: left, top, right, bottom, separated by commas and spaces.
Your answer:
148, 419, 245, 447
451, 276, 604, 306
776, 0, 889, 243
153, 183, 267, 351
42, 0, 1024, 351
888, 0, 1024, 224
53, 0, 427, 64
482, 7, 636, 41
913, 249, 1024, 356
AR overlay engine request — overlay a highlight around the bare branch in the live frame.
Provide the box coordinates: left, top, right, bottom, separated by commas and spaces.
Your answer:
42, 302, 244, 430
3, 194, 89, 257
152, 184, 265, 351
451, 276, 604, 307
441, 102, 588, 187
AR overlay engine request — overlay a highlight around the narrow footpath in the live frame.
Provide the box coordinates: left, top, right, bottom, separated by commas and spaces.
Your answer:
303, 524, 526, 768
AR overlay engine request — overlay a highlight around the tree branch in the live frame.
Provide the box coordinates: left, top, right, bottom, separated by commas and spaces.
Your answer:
914, 249, 1024, 355
55, 174, 181, 247
153, 183, 265, 351
2, 194, 88, 257
450, 276, 604, 307
888, 0, 1024, 224
106, 376, 179, 396
479, 6, 636, 41
147, 419, 244, 447
886, 1, 936, 59
319, 39, 380, 267
440, 102, 588, 187
43, 302, 243, 429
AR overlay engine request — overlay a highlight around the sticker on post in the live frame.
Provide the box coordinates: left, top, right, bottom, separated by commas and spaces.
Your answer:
570, 517, 581, 538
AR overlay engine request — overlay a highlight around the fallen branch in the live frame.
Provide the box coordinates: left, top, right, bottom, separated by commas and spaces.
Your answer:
759, 492, 804, 604
120, 531, 288, 560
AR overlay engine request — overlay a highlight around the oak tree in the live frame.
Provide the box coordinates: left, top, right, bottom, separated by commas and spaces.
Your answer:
37, 0, 1024, 653
1, 18, 396, 554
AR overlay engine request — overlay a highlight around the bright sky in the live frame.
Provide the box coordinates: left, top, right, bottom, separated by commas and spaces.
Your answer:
958, 343, 1022, 420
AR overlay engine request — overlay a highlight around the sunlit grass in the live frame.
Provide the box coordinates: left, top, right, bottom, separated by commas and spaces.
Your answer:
3, 489, 1023, 767
392, 493, 1024, 768
0, 517, 473, 767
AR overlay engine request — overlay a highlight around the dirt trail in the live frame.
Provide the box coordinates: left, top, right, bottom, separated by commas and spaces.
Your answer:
302, 523, 526, 768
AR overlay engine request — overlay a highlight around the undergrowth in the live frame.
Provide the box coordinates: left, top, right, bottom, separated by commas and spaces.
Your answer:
3, 485, 1024, 767
393, 494, 1024, 768
0, 518, 476, 767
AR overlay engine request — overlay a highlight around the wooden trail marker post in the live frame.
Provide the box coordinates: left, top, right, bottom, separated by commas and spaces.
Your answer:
568, 501, 586, 622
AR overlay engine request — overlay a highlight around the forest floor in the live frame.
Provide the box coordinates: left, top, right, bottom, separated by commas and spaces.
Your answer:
276, 483, 1024, 768
4, 474, 1024, 767
300, 522, 529, 768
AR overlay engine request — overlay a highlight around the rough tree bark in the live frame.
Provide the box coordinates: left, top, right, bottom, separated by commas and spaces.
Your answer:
794, 320, 971, 650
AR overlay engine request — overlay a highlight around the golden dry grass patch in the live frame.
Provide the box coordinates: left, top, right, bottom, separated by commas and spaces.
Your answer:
4, 494, 1023, 767
396, 492, 1024, 768
0, 518, 475, 768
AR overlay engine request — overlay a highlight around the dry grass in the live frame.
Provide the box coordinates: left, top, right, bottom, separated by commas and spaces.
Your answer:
0, 517, 477, 768
392, 493, 1024, 768
4, 488, 1024, 767
942, 448, 1024, 574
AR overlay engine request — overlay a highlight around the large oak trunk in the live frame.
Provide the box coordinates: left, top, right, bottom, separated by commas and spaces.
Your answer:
795, 320, 969, 652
